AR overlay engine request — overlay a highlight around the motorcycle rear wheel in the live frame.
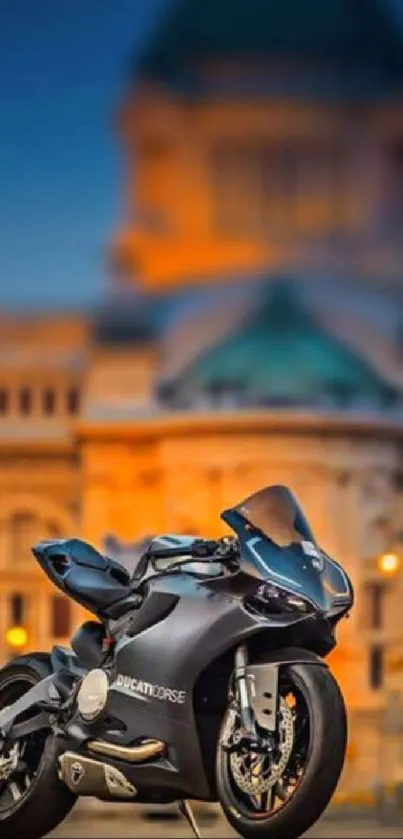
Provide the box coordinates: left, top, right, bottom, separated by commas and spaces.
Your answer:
0, 654, 76, 839
216, 662, 347, 839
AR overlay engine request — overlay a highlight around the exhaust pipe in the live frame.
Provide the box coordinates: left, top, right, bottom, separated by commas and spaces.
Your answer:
87, 737, 165, 763
59, 752, 137, 799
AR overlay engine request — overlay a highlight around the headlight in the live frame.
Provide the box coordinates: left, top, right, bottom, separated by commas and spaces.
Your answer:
248, 583, 313, 615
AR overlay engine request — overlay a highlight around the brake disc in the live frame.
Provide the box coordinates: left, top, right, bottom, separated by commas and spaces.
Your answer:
0, 743, 20, 782
229, 696, 294, 796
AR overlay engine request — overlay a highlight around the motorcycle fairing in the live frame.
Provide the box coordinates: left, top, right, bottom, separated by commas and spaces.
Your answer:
88, 573, 322, 800
0, 571, 331, 802
0, 573, 305, 799
222, 485, 351, 614
319, 551, 354, 616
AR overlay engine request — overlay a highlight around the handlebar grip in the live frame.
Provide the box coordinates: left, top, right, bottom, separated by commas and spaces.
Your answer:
149, 545, 190, 559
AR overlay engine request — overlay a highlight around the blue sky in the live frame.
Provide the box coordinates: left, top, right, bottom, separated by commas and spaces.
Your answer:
1, 0, 403, 311
0, 0, 167, 310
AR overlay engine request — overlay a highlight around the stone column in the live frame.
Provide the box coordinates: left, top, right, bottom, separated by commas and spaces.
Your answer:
81, 442, 114, 550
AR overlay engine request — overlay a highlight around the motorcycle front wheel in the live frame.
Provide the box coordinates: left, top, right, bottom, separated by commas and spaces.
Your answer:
0, 655, 76, 839
216, 662, 347, 839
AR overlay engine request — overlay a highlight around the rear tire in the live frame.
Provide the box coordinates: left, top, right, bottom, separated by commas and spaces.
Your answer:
0, 654, 76, 839
217, 662, 347, 839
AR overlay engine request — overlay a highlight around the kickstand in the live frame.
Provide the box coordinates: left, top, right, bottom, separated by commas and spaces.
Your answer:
178, 799, 202, 838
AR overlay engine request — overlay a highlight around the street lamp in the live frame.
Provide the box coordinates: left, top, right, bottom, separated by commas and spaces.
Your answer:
5, 625, 27, 651
378, 552, 400, 576
376, 549, 402, 823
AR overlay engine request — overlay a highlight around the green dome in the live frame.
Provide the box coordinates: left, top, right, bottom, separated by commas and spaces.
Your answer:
171, 282, 399, 409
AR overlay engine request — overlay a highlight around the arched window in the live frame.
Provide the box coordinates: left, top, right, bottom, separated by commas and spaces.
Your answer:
0, 390, 9, 415
19, 388, 32, 415
43, 388, 56, 416
9, 512, 37, 564
7, 512, 65, 565
51, 595, 71, 638
66, 387, 80, 415
10, 593, 24, 624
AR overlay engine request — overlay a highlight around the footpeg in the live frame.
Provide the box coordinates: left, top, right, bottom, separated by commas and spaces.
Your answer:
58, 752, 137, 800
178, 800, 202, 838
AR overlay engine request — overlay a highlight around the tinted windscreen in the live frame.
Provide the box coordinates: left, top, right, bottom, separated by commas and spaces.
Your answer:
235, 485, 316, 548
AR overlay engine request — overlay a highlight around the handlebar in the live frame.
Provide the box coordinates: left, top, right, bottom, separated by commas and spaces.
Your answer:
191, 539, 222, 558
149, 537, 238, 563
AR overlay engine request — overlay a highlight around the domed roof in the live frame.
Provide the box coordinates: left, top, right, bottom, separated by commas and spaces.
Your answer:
136, 0, 403, 94
166, 281, 400, 409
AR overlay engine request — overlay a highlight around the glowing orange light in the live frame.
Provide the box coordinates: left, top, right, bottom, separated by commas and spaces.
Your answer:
378, 552, 400, 576
5, 626, 28, 649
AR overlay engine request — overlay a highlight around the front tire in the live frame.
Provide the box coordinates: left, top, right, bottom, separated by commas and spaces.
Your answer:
0, 654, 76, 839
217, 662, 347, 839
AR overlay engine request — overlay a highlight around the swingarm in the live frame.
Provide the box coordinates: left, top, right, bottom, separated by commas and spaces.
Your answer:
0, 675, 62, 740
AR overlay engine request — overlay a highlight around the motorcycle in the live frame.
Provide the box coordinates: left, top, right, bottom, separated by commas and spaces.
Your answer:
0, 484, 353, 839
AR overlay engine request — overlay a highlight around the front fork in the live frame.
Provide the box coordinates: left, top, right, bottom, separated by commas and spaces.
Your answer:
233, 645, 258, 742
221, 644, 281, 756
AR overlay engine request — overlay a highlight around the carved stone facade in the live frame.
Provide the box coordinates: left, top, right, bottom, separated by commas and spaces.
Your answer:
0, 442, 88, 657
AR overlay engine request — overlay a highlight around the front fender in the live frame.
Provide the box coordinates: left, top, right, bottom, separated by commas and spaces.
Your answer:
246, 646, 328, 731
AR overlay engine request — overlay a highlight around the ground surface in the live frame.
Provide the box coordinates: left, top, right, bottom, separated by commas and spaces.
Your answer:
50, 812, 403, 838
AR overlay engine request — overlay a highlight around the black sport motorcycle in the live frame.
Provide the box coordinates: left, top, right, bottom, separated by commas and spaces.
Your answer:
0, 485, 353, 839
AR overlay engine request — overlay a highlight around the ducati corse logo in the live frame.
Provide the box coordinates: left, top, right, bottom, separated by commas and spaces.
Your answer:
112, 673, 186, 705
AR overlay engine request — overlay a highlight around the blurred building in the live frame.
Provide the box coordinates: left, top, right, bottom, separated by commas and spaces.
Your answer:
1, 0, 403, 795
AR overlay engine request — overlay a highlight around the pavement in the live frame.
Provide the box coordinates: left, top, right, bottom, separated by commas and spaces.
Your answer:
49, 809, 403, 838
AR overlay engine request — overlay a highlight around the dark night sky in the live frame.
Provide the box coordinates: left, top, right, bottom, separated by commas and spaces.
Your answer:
0, 0, 167, 310
1, 0, 403, 311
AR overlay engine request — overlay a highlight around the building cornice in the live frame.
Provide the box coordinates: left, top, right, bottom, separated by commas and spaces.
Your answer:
75, 409, 403, 443
0, 438, 75, 455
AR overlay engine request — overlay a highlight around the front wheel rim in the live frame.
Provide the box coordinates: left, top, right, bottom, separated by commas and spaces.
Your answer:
221, 672, 312, 821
